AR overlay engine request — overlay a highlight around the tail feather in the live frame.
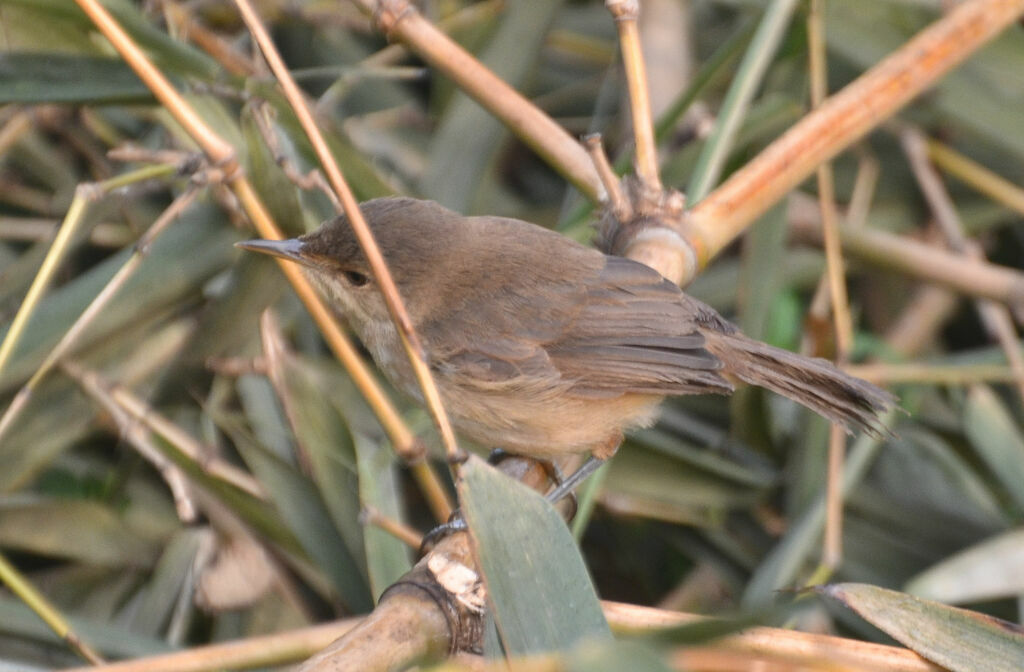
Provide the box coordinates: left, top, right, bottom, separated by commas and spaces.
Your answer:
702, 330, 896, 436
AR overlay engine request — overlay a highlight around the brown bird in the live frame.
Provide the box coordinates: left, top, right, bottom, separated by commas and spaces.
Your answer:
238, 197, 894, 484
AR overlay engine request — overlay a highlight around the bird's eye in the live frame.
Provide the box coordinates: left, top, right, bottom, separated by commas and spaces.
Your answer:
342, 270, 370, 287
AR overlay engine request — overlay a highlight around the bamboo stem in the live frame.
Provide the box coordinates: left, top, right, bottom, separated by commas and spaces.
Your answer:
72, 0, 445, 517
687, 0, 1024, 271
232, 0, 457, 511
347, 0, 603, 202
607, 0, 662, 191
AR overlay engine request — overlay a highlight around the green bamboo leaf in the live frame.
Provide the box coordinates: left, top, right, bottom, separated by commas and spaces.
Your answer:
237, 374, 295, 463
567, 640, 673, 672
459, 456, 609, 655
906, 529, 1024, 604
0, 204, 241, 392
732, 202, 788, 449
0, 499, 161, 567
818, 583, 1024, 672
272, 354, 366, 570
241, 110, 308, 238
687, 0, 800, 202
131, 427, 296, 557
0, 53, 153, 104
0, 0, 219, 78
177, 253, 289, 363
290, 357, 412, 597
125, 528, 205, 636
217, 413, 373, 613
422, 0, 564, 213
602, 443, 763, 527
2, 317, 196, 491
355, 433, 411, 599
964, 385, 1024, 511
744, 429, 889, 608
0, 597, 176, 658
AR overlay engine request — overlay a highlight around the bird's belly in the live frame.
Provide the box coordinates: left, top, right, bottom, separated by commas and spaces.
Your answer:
445, 390, 665, 458
361, 328, 664, 457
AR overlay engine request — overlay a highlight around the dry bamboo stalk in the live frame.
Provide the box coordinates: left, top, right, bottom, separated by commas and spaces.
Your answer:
72, 0, 451, 519
607, 0, 662, 192
347, 0, 604, 202
901, 127, 1024, 403
686, 0, 1024, 275
234, 0, 464, 477
789, 217, 1024, 310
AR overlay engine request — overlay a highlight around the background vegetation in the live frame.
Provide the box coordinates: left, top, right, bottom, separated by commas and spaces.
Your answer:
1, 0, 1023, 669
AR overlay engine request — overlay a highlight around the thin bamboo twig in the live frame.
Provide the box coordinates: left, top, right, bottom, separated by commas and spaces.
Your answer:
807, 5, 853, 359
845, 363, 1023, 385
0, 180, 54, 215
823, 424, 845, 569
0, 109, 33, 156
205, 355, 267, 377
687, 0, 1024, 272
583, 134, 631, 221
604, 602, 942, 672
347, 0, 603, 202
356, 0, 505, 69
742, 423, 895, 610
72, 0, 450, 519
788, 215, 1024, 309
63, 362, 266, 499
926, 138, 1024, 218
249, 104, 342, 211
0, 184, 199, 445
0, 217, 132, 247
607, 0, 661, 192
0, 552, 106, 665
883, 286, 960, 359
162, 0, 257, 76
237, 177, 452, 519
79, 363, 199, 521
361, 505, 424, 549
0, 163, 177, 381
232, 0, 463, 496
798, 153, 878, 357
807, 0, 850, 575
846, 150, 880, 230
236, 1, 449, 458
901, 127, 1024, 404
76, 0, 235, 164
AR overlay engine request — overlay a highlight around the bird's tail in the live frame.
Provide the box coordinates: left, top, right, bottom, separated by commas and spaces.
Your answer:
702, 330, 896, 436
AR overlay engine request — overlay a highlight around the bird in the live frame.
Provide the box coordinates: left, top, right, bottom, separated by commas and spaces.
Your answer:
238, 197, 895, 485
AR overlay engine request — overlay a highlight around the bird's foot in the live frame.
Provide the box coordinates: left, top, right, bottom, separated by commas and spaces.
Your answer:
419, 511, 467, 556
544, 456, 606, 511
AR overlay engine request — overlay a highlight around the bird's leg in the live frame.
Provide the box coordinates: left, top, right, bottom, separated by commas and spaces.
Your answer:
544, 456, 606, 506
544, 433, 621, 505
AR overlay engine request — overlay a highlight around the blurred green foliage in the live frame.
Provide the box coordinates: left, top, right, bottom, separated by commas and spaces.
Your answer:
1, 0, 1023, 669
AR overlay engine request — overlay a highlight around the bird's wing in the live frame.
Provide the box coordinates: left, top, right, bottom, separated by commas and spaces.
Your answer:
547, 256, 732, 398
422, 254, 732, 399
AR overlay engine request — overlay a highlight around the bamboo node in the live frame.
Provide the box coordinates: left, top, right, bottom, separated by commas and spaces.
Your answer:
375, 0, 417, 37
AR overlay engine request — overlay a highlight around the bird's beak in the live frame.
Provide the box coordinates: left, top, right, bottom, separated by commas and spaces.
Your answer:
235, 238, 310, 265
